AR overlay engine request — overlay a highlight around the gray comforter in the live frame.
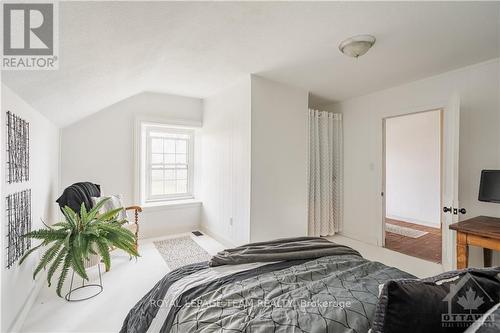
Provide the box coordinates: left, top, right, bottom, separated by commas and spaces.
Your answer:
121, 238, 414, 333
209, 237, 361, 266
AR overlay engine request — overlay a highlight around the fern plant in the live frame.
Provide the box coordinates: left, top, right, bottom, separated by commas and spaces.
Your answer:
20, 198, 139, 297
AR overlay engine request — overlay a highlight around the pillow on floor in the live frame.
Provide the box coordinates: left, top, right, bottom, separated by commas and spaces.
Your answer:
91, 194, 128, 221
371, 267, 500, 333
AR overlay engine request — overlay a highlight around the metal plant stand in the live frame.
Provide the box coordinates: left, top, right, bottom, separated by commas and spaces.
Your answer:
65, 263, 103, 302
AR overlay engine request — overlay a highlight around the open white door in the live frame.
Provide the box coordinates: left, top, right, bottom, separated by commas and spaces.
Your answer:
441, 93, 460, 271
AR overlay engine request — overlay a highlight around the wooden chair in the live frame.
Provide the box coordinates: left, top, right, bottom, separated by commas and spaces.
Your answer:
92, 205, 142, 272
124, 206, 143, 251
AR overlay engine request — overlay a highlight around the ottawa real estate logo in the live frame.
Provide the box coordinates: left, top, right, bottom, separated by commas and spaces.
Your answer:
441, 273, 497, 329
2, 2, 59, 70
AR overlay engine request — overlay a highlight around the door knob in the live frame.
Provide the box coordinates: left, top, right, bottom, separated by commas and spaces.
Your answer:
443, 207, 452, 213
459, 208, 467, 214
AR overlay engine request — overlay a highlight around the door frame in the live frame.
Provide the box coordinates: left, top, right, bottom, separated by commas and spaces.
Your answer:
381, 108, 444, 255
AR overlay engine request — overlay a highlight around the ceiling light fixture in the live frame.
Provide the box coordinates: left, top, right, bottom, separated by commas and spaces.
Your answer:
339, 35, 376, 58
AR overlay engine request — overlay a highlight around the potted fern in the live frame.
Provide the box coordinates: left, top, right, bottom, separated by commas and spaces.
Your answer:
20, 198, 139, 298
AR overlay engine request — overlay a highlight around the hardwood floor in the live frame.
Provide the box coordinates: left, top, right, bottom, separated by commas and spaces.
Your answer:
385, 218, 442, 263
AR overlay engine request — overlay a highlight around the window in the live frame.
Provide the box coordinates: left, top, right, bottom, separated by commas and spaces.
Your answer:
142, 124, 194, 203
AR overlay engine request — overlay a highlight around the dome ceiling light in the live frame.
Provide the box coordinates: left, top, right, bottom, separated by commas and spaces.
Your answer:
339, 35, 376, 58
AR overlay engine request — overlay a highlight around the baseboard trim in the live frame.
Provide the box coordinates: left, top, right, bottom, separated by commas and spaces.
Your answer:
200, 225, 236, 248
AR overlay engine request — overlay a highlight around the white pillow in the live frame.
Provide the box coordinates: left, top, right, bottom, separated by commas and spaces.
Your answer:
91, 194, 128, 221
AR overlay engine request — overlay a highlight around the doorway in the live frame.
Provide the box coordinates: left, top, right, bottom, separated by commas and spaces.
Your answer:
383, 109, 442, 263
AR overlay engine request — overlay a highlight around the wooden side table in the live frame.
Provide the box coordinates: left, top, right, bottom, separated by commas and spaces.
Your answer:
449, 216, 500, 269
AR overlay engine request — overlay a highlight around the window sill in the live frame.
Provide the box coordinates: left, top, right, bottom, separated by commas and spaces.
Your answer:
142, 199, 202, 212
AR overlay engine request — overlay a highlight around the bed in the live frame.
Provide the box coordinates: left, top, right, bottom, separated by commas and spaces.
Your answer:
120, 237, 415, 333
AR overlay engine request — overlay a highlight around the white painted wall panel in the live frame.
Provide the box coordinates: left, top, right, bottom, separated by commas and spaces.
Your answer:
1, 84, 60, 332
385, 111, 441, 227
200, 78, 252, 246
250, 76, 309, 242
200, 76, 309, 245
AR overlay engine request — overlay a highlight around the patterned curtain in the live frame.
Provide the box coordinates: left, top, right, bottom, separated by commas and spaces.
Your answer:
308, 109, 343, 237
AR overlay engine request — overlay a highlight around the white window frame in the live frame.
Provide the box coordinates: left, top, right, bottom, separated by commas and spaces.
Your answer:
141, 124, 195, 203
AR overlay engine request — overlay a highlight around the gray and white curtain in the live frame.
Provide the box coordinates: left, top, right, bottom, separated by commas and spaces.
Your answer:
308, 109, 343, 237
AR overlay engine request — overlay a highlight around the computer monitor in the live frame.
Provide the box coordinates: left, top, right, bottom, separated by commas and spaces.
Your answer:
478, 170, 500, 203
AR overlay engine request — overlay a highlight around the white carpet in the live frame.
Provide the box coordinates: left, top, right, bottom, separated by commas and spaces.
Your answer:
385, 223, 428, 238
154, 236, 212, 269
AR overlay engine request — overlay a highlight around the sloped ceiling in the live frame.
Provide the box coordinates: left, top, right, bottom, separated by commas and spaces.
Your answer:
2, 1, 499, 127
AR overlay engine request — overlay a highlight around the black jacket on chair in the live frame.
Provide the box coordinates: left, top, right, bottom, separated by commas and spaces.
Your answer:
56, 182, 101, 214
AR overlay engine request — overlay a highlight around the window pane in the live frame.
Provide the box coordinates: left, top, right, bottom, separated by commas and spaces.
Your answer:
145, 125, 194, 201
151, 132, 190, 140
151, 138, 163, 153
164, 140, 175, 154
176, 180, 187, 193
176, 140, 187, 154
152, 154, 163, 164
151, 181, 163, 195
177, 169, 187, 180
176, 154, 186, 164
165, 154, 176, 164
150, 131, 167, 138
151, 170, 163, 181
165, 181, 176, 194
165, 169, 176, 180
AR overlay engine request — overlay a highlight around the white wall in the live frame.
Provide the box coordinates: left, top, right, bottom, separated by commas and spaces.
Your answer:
200, 76, 309, 245
385, 111, 441, 228
60, 91, 203, 237
250, 76, 309, 242
200, 78, 252, 246
325, 58, 500, 267
1, 84, 60, 332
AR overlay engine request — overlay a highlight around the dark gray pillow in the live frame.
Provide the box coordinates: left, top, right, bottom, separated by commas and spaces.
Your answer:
465, 303, 500, 333
371, 267, 500, 333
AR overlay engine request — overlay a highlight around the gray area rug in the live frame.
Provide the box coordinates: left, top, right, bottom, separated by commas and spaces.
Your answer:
154, 236, 212, 270
386, 223, 428, 238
